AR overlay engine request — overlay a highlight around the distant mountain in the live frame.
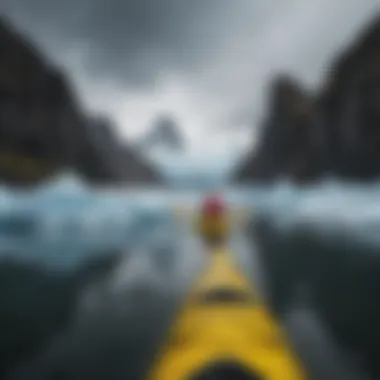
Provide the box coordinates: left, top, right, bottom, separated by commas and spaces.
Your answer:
139, 115, 184, 153
0, 17, 161, 186
233, 14, 380, 184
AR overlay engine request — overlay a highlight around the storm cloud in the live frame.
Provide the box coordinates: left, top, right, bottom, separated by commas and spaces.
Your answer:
1, 0, 237, 87
1, 0, 380, 154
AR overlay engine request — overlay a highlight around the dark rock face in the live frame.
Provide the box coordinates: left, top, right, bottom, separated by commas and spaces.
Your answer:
0, 17, 161, 185
234, 76, 322, 184
0, 251, 121, 379
139, 115, 183, 153
78, 116, 161, 184
234, 15, 380, 184
320, 14, 380, 180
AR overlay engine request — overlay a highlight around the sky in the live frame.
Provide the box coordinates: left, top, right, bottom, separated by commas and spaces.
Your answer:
1, 0, 380, 158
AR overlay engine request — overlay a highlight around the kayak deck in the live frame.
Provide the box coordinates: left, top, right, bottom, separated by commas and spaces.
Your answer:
149, 247, 307, 380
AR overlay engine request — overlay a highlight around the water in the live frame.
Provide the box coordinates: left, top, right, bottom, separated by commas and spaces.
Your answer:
2, 174, 380, 314
2, 174, 380, 379
2, 175, 380, 269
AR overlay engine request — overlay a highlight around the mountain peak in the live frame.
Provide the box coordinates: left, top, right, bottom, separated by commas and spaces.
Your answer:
139, 115, 184, 153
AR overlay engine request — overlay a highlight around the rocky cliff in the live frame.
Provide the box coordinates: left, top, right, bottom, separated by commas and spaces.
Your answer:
234, 14, 380, 184
234, 76, 322, 184
0, 17, 161, 186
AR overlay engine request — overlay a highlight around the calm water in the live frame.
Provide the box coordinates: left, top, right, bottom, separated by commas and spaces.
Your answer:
2, 174, 380, 379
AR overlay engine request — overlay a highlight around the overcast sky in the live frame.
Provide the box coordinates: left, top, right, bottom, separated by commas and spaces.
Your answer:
1, 0, 380, 157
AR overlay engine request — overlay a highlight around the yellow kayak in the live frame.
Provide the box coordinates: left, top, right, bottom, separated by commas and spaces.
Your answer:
148, 247, 306, 380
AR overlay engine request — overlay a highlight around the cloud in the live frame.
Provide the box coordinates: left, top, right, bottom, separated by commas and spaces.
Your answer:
2, 0, 235, 88
1, 0, 380, 155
